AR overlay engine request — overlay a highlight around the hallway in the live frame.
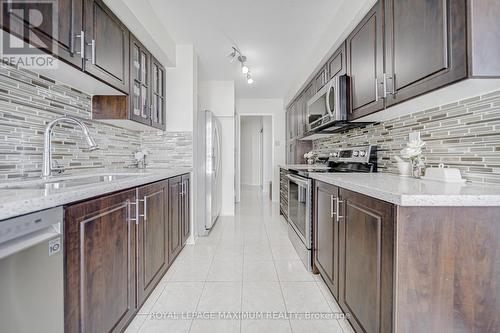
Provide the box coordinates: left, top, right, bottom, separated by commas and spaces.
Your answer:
126, 186, 353, 333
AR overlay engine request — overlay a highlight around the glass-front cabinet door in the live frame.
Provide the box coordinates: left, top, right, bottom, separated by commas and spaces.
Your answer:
130, 35, 151, 125
151, 57, 166, 130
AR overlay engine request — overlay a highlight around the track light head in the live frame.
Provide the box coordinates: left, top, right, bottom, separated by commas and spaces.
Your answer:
246, 73, 254, 84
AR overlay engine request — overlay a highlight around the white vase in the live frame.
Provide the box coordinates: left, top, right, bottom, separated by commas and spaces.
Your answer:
397, 161, 412, 177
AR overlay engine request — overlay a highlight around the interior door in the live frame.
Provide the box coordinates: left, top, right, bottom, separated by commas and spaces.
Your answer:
384, 0, 467, 106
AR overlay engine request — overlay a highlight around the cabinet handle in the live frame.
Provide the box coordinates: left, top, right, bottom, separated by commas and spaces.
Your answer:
91, 39, 96, 65
127, 199, 135, 224
75, 31, 85, 59
130, 198, 146, 224
374, 78, 379, 102
386, 73, 396, 95
383, 73, 397, 97
330, 195, 336, 219
336, 199, 344, 222
143, 196, 147, 221
382, 74, 387, 99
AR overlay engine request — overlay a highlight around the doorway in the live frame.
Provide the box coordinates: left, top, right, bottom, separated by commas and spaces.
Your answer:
238, 115, 273, 196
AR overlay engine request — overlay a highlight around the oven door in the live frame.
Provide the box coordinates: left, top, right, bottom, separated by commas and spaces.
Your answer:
287, 174, 312, 249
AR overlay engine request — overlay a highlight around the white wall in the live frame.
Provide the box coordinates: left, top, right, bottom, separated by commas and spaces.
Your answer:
165, 45, 196, 131
235, 98, 285, 202
262, 116, 272, 193
198, 81, 235, 216
240, 117, 263, 186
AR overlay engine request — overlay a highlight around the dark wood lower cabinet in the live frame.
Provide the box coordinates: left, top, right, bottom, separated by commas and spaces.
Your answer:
395, 206, 500, 332
65, 174, 190, 332
65, 189, 137, 333
314, 181, 500, 332
181, 174, 191, 246
136, 181, 169, 306
313, 181, 340, 299
168, 176, 183, 263
338, 189, 394, 333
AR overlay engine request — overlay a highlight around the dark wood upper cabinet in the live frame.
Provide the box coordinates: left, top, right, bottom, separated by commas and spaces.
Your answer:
136, 181, 169, 307
93, 35, 166, 130
384, 0, 467, 107
0, 0, 84, 68
129, 34, 152, 126
296, 92, 305, 137
346, 0, 385, 120
168, 176, 183, 263
467, 0, 500, 77
313, 181, 340, 300
84, 0, 129, 93
338, 188, 394, 333
181, 174, 190, 246
328, 42, 346, 80
65, 189, 137, 333
151, 56, 166, 130
314, 65, 328, 93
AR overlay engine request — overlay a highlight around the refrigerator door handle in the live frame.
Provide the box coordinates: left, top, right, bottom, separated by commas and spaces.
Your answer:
214, 124, 221, 180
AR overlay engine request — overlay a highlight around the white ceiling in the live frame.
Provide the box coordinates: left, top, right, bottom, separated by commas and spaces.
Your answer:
147, 0, 346, 99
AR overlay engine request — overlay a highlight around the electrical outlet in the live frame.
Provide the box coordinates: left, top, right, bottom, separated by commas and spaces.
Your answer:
409, 131, 420, 142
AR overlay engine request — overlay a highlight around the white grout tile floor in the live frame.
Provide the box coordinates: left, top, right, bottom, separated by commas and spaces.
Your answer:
126, 186, 354, 333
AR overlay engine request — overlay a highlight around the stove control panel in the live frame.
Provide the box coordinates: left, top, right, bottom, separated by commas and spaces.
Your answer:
328, 145, 376, 164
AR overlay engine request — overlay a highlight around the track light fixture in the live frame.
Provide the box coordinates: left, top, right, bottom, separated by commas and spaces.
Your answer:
228, 46, 254, 85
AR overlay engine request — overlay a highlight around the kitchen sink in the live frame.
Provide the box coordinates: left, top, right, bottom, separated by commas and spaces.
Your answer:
0, 173, 142, 190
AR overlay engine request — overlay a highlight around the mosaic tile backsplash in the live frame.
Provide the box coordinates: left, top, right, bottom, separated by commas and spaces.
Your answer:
313, 90, 500, 185
0, 64, 192, 180
140, 131, 193, 169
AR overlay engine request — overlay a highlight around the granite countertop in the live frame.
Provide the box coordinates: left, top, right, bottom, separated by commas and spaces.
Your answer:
0, 168, 192, 221
308, 173, 500, 207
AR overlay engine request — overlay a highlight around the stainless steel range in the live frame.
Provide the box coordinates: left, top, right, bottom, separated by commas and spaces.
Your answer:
286, 145, 377, 271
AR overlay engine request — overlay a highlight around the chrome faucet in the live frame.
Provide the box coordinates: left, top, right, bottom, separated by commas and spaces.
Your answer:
42, 117, 99, 179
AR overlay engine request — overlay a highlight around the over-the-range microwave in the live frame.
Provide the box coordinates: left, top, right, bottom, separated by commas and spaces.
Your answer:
306, 74, 349, 132
301, 74, 371, 140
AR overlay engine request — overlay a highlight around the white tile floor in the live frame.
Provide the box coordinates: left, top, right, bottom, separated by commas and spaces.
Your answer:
126, 186, 354, 333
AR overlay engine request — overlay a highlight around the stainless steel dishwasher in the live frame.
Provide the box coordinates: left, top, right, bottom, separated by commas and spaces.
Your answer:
0, 207, 64, 333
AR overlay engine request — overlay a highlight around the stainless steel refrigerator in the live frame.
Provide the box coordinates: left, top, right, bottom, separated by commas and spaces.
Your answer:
196, 110, 222, 234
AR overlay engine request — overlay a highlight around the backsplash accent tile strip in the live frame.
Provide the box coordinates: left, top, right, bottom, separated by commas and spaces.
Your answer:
313, 90, 500, 185
0, 63, 192, 180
